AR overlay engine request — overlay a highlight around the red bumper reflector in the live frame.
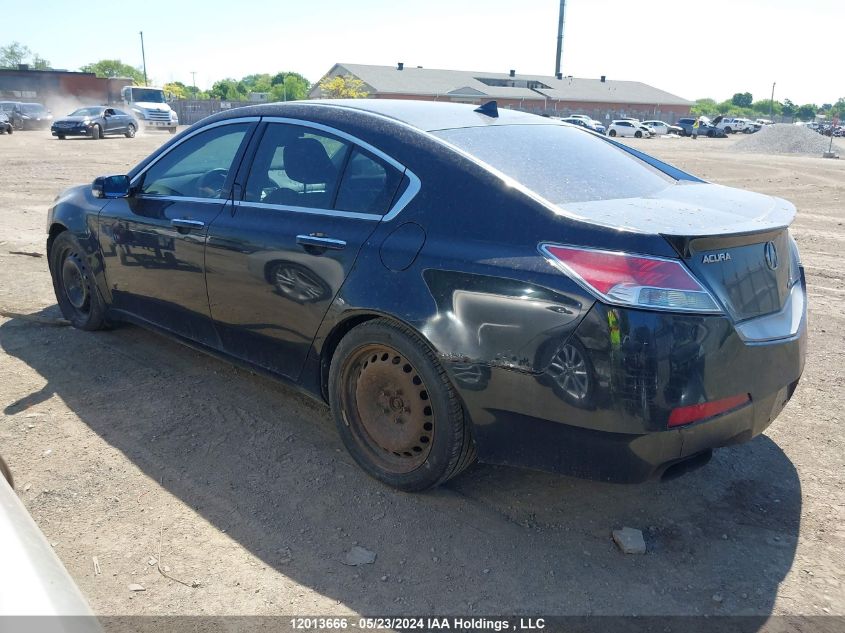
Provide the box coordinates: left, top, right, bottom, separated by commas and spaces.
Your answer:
668, 394, 750, 428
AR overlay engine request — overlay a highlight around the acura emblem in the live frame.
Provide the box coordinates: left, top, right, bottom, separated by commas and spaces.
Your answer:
764, 241, 779, 270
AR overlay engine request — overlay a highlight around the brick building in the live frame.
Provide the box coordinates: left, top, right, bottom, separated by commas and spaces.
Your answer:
310, 63, 692, 123
0, 67, 133, 110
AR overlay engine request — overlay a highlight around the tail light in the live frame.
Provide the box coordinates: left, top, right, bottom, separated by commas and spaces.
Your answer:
540, 244, 722, 313
668, 393, 750, 427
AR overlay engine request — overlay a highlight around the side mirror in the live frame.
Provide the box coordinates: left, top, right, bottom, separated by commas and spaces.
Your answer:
92, 175, 130, 199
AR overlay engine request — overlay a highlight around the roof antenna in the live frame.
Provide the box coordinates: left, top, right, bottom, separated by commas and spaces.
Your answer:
474, 100, 499, 118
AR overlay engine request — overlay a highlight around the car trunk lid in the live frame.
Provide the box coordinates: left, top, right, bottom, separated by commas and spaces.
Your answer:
559, 183, 796, 321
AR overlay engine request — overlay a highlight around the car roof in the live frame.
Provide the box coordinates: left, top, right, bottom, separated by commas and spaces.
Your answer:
215, 99, 554, 133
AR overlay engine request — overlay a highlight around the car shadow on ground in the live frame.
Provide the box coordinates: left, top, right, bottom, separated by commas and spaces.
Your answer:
0, 307, 801, 621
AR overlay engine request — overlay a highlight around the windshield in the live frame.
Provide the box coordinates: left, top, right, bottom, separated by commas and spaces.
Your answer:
70, 107, 104, 117
21, 104, 47, 114
130, 88, 166, 103
434, 124, 674, 205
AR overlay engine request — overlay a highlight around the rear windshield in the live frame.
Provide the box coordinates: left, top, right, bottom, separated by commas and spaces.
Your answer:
433, 124, 674, 204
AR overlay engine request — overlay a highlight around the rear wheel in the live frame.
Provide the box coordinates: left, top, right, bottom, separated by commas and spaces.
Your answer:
49, 231, 107, 331
125, 124, 136, 138
329, 319, 476, 491
609, 129, 617, 137
91, 124, 101, 140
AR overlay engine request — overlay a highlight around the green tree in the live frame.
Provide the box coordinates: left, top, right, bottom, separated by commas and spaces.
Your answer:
269, 72, 310, 101
752, 99, 781, 116
318, 74, 368, 99
691, 98, 719, 117
163, 81, 189, 100
731, 92, 753, 108
831, 98, 845, 119
796, 103, 818, 121
781, 99, 798, 119
0, 42, 32, 68
209, 78, 246, 101
80, 59, 145, 84
32, 55, 50, 70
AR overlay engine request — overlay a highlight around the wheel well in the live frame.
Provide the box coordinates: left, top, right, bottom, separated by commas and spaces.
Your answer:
47, 223, 67, 260
319, 313, 382, 401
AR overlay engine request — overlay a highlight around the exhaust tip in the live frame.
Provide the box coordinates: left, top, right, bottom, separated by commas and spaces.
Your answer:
660, 450, 713, 482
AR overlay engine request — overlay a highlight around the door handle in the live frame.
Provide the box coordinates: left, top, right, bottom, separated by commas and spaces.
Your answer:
296, 235, 346, 251
171, 218, 205, 230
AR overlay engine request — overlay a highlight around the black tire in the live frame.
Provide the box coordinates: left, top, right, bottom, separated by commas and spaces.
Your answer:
49, 231, 108, 331
608, 129, 617, 137
168, 127, 177, 135
724, 127, 732, 134
125, 124, 136, 138
91, 124, 101, 140
57, 134, 65, 140
707, 129, 715, 138
634, 130, 643, 138
329, 319, 476, 491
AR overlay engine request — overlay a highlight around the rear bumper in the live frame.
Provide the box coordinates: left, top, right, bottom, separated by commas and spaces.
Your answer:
450, 297, 807, 482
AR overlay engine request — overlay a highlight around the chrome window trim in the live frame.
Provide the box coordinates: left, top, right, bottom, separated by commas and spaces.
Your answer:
129, 117, 261, 188
133, 195, 229, 205
258, 116, 421, 221
234, 200, 381, 222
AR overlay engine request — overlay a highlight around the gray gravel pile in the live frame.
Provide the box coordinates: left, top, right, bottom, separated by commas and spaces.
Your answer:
734, 124, 842, 156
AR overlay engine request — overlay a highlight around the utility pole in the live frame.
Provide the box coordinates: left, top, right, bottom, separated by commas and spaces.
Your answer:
190, 71, 197, 94
555, 0, 566, 77
139, 31, 148, 86
769, 81, 776, 118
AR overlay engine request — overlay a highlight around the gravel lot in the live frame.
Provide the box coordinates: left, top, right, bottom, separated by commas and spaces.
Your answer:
0, 129, 842, 618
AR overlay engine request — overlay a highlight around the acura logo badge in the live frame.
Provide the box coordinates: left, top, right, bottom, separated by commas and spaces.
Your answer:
764, 241, 779, 270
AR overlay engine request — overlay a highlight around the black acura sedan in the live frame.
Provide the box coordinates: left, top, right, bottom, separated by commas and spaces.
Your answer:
51, 106, 137, 140
45, 100, 806, 491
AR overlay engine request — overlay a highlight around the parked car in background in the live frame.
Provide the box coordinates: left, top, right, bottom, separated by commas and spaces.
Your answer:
0, 111, 12, 134
46, 100, 805, 490
51, 106, 138, 140
607, 120, 653, 138
642, 120, 683, 135
677, 117, 727, 138
712, 116, 750, 134
561, 117, 601, 133
0, 102, 53, 130
755, 118, 774, 126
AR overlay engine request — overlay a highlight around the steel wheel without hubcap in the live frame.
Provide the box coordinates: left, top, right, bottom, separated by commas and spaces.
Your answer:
340, 343, 434, 473
61, 254, 89, 312
49, 231, 107, 331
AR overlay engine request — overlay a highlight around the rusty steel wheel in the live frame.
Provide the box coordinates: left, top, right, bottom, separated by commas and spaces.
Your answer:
340, 343, 435, 473
330, 319, 476, 491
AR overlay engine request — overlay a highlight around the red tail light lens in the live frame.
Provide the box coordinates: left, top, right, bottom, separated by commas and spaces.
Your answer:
668, 393, 750, 427
540, 244, 721, 313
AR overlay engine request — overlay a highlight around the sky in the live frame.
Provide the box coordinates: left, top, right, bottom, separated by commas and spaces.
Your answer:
7, 0, 839, 106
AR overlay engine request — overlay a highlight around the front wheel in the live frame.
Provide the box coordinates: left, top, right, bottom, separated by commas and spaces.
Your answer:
91, 124, 101, 140
329, 319, 476, 491
608, 129, 617, 137
49, 232, 108, 331
168, 127, 177, 135
125, 124, 136, 138
634, 130, 643, 138
57, 134, 65, 140
724, 127, 732, 134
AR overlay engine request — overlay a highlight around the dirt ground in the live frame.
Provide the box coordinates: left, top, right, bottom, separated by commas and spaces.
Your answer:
0, 129, 842, 618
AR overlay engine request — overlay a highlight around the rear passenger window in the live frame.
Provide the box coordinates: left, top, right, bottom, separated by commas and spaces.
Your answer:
335, 148, 403, 215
